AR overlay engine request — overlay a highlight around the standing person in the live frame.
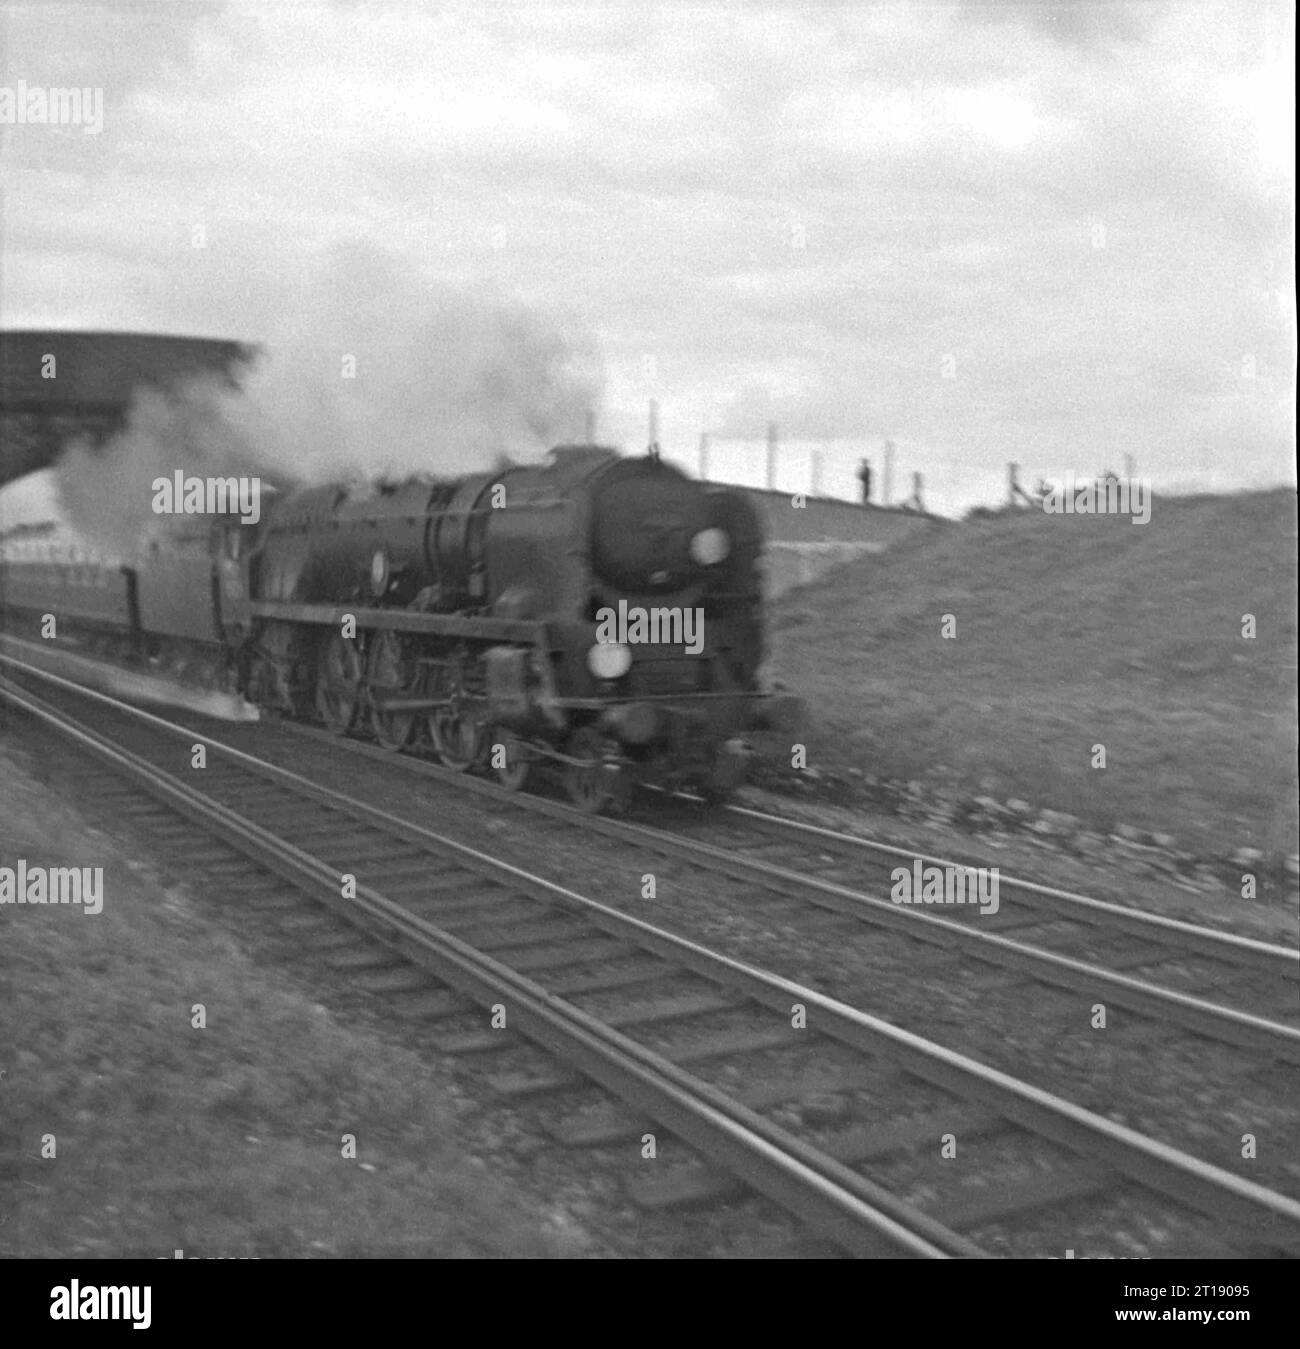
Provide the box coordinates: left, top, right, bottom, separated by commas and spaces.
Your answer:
857, 458, 872, 505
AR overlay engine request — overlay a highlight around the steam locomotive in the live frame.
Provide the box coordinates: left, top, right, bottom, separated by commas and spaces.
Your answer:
1, 446, 798, 811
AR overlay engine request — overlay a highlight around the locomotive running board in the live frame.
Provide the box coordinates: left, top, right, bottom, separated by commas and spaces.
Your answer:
246, 599, 545, 645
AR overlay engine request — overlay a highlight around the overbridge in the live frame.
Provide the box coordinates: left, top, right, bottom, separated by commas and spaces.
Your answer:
0, 330, 256, 490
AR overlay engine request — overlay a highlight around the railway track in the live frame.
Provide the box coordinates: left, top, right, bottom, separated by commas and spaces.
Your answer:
4, 655, 1300, 1257
261, 690, 1300, 1063
648, 801, 1300, 1046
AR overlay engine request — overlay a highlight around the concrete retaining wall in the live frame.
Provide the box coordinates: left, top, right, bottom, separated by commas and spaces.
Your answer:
760, 541, 879, 600
720, 485, 940, 599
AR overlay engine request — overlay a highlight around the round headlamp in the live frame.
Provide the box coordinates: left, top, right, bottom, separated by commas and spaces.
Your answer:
689, 527, 729, 565
588, 641, 632, 679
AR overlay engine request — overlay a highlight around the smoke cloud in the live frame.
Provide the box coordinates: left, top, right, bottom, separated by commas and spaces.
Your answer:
53, 378, 266, 557
54, 245, 604, 555
226, 244, 604, 483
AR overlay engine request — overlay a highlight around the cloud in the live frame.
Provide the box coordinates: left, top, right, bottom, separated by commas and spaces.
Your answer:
965, 0, 1168, 52
1, 0, 1291, 512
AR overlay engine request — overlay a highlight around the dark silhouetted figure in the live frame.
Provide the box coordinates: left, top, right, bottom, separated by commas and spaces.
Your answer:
857, 459, 872, 505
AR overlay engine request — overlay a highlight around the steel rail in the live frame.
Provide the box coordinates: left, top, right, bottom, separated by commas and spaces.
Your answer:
723, 802, 1298, 966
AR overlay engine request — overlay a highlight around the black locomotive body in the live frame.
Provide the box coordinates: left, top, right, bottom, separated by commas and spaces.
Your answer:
2, 445, 796, 810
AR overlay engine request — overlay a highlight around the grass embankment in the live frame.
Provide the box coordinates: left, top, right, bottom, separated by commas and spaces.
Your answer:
767, 490, 1298, 859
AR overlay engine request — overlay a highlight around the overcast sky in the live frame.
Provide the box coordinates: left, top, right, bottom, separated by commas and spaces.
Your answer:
1, 1, 1294, 514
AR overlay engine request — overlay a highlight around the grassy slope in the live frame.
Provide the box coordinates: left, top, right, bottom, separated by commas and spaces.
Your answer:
767, 490, 1298, 858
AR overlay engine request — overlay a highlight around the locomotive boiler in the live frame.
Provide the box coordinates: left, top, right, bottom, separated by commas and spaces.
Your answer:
232, 445, 793, 809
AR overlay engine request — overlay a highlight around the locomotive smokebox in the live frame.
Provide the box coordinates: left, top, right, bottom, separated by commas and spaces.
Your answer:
590, 459, 713, 593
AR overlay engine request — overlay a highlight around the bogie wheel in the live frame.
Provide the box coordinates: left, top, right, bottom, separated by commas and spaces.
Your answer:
564, 726, 617, 814
315, 632, 364, 734
699, 737, 749, 806
431, 707, 483, 772
247, 656, 288, 720
367, 630, 418, 751
492, 731, 531, 791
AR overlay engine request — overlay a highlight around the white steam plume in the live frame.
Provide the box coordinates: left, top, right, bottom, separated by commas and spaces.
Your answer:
227, 245, 604, 482
55, 245, 604, 555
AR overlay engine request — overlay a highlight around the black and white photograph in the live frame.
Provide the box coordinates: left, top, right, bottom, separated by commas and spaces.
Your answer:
1, 0, 1295, 1290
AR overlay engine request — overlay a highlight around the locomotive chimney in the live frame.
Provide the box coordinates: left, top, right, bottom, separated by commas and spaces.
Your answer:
766, 421, 777, 490
648, 399, 660, 460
